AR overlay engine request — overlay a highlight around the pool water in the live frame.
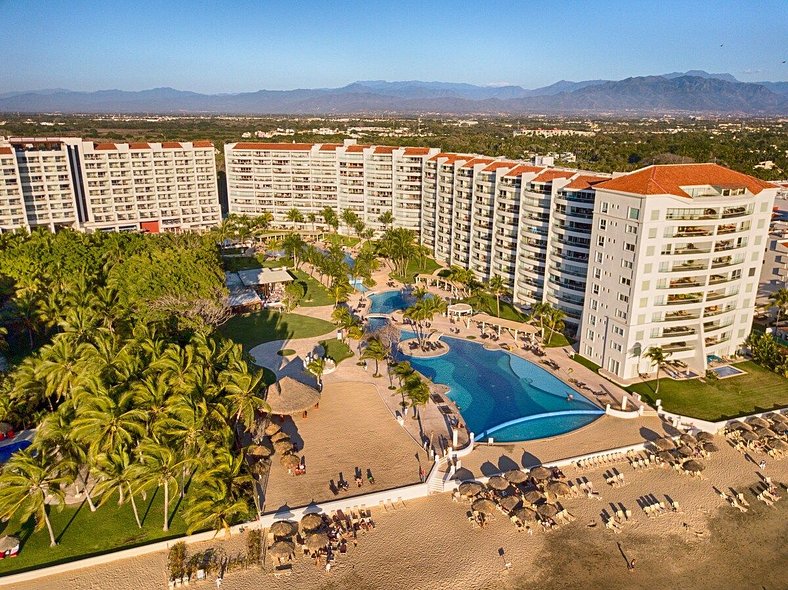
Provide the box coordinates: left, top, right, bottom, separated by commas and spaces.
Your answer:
368, 290, 414, 314
365, 316, 390, 333
0, 439, 31, 463
712, 365, 746, 378
401, 334, 603, 442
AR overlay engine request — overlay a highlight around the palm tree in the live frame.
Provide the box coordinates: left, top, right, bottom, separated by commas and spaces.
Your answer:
391, 361, 414, 408
488, 275, 510, 318
10, 289, 42, 349
321, 206, 339, 232
643, 346, 671, 395
402, 375, 430, 422
71, 389, 147, 456
329, 279, 353, 308
282, 233, 305, 269
306, 356, 326, 388
769, 288, 788, 327
542, 306, 566, 346
0, 449, 68, 546
286, 208, 304, 228
307, 212, 317, 231
341, 209, 360, 235
221, 368, 269, 432
37, 335, 88, 405
378, 210, 394, 230
131, 441, 184, 532
361, 336, 387, 377
183, 481, 251, 536
379, 228, 417, 279
92, 448, 143, 528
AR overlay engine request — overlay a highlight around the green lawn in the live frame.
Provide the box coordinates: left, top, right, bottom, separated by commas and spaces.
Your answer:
544, 332, 572, 348
465, 293, 527, 322
627, 361, 788, 421
219, 309, 335, 352
290, 269, 334, 307
391, 256, 442, 283
0, 487, 187, 576
222, 255, 291, 272
571, 354, 602, 373
319, 339, 354, 364
325, 234, 360, 248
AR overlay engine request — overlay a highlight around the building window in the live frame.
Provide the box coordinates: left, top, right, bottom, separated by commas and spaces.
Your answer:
628, 207, 640, 220
624, 243, 635, 252
598, 236, 605, 247
589, 315, 596, 326
601, 202, 609, 213
590, 300, 598, 311
617, 293, 629, 303
615, 309, 627, 320
595, 251, 603, 263
620, 276, 631, 286
586, 329, 594, 340
612, 325, 624, 336
593, 268, 601, 279
585, 345, 593, 356
611, 342, 623, 352
599, 219, 607, 230
622, 259, 633, 269
608, 358, 620, 373
625, 224, 637, 234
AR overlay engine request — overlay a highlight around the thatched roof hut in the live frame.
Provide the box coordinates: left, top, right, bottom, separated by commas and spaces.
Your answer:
266, 377, 321, 416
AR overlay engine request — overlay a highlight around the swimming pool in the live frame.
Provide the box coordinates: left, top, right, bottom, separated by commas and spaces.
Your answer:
0, 439, 31, 463
368, 290, 414, 314
712, 365, 746, 378
401, 334, 603, 442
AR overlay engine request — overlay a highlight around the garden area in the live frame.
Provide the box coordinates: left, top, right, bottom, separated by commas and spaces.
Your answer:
319, 338, 354, 365
627, 361, 788, 421
218, 309, 335, 352
390, 256, 442, 283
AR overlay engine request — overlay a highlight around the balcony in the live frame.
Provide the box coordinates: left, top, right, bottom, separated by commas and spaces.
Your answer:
706, 290, 737, 302
664, 311, 700, 322
672, 243, 712, 255
660, 327, 696, 338
671, 226, 714, 238
703, 305, 735, 317
663, 342, 693, 353
703, 321, 733, 333
668, 277, 704, 289
666, 293, 703, 305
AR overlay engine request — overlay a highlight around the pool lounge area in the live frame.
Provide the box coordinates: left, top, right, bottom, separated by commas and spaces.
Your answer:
400, 333, 604, 443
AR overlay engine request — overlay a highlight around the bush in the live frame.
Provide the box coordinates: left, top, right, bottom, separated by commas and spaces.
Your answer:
168, 542, 188, 581
246, 530, 262, 566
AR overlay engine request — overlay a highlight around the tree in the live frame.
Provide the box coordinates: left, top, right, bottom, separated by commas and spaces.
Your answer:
307, 212, 317, 231
488, 275, 510, 318
282, 233, 305, 270
282, 281, 306, 312
306, 356, 326, 388
379, 228, 417, 279
71, 389, 147, 456
221, 368, 269, 432
321, 206, 339, 232
378, 210, 394, 230
643, 346, 671, 395
529, 302, 564, 344
329, 278, 353, 308
184, 481, 250, 536
769, 288, 788, 327
132, 441, 184, 532
402, 374, 430, 422
361, 336, 387, 377
286, 208, 304, 228
10, 289, 42, 349
0, 449, 67, 546
341, 209, 360, 235
92, 448, 143, 528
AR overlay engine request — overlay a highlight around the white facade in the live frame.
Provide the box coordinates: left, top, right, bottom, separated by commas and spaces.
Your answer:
578, 164, 777, 380
0, 138, 220, 233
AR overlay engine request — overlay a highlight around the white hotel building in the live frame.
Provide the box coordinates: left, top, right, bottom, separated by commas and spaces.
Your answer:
0, 137, 220, 233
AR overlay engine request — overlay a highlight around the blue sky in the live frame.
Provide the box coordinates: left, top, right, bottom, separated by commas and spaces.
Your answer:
1, 0, 785, 92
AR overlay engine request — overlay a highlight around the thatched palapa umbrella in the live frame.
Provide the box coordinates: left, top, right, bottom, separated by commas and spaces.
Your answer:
472, 498, 497, 515
280, 453, 301, 468
498, 496, 521, 513
247, 442, 273, 458
266, 376, 321, 416
268, 540, 295, 560
747, 416, 770, 429
270, 431, 290, 443
657, 450, 675, 463
487, 476, 510, 491
264, 422, 282, 436
300, 513, 323, 531
305, 532, 329, 552
729, 421, 753, 432
504, 469, 528, 484
768, 413, 788, 424
702, 442, 719, 453
530, 466, 552, 481
273, 440, 294, 455
522, 489, 544, 505
537, 503, 558, 519
740, 430, 760, 443
0, 536, 19, 554
677, 445, 694, 457
683, 460, 704, 473
654, 437, 676, 451
696, 431, 715, 443
546, 480, 571, 497
0, 423, 13, 436
270, 520, 296, 538
756, 427, 777, 439
513, 507, 538, 522
458, 481, 484, 497
768, 439, 788, 452
680, 433, 697, 446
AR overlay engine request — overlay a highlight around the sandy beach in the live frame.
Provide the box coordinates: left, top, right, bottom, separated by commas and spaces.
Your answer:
13, 430, 787, 590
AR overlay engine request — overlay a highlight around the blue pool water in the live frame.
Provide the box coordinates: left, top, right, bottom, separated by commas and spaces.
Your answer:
365, 316, 390, 333
350, 277, 368, 292
712, 365, 746, 378
368, 290, 414, 314
401, 334, 603, 442
0, 439, 31, 463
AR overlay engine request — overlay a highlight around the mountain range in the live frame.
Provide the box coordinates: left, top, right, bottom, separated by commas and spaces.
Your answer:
1, 71, 786, 115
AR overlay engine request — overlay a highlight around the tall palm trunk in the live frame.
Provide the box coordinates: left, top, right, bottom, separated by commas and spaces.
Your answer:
654, 367, 661, 395
163, 480, 169, 532
127, 483, 142, 528
44, 508, 57, 546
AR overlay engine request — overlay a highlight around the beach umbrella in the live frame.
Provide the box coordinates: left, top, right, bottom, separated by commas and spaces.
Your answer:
458, 481, 484, 497
537, 503, 558, 519
300, 513, 323, 532
270, 431, 290, 443
247, 442, 274, 458
654, 437, 676, 451
702, 442, 719, 453
657, 451, 675, 463
273, 440, 294, 455
747, 417, 770, 429
0, 423, 13, 435
740, 431, 760, 443
266, 376, 321, 416
0, 535, 19, 554
503, 469, 528, 484
471, 498, 497, 515
264, 422, 282, 436
280, 453, 301, 468
546, 480, 571, 497
768, 413, 788, 424
756, 427, 778, 439
498, 495, 521, 513
529, 466, 552, 481
680, 433, 697, 446
696, 432, 715, 443
522, 490, 544, 504
513, 507, 538, 522
270, 521, 296, 538
677, 446, 694, 457
487, 476, 511, 491
268, 540, 295, 560
729, 421, 753, 432
305, 532, 329, 552
768, 439, 788, 452
683, 460, 704, 473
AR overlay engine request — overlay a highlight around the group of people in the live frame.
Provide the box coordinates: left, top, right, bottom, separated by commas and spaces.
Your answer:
328, 467, 375, 495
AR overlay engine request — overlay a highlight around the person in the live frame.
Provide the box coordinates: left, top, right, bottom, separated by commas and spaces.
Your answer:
628, 558, 636, 571
419, 465, 425, 482
759, 460, 767, 470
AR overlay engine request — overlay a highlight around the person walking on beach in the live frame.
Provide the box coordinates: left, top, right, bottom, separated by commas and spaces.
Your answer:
759, 459, 766, 470
628, 558, 636, 572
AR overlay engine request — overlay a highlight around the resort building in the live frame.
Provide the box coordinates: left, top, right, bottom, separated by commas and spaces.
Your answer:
578, 164, 778, 381
0, 137, 220, 233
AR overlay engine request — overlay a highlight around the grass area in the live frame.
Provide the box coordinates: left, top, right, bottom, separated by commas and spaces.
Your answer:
325, 233, 360, 248
277, 348, 296, 356
391, 256, 442, 283
218, 309, 335, 352
465, 293, 527, 322
319, 339, 354, 364
0, 487, 187, 576
222, 255, 291, 272
290, 269, 333, 307
544, 331, 572, 348
571, 354, 602, 373
627, 361, 788, 421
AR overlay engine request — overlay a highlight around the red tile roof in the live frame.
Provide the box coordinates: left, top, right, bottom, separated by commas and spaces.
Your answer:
482, 161, 518, 172
428, 152, 470, 164
233, 142, 313, 151
563, 174, 610, 190
94, 143, 117, 150
162, 142, 182, 149
596, 164, 775, 198
460, 157, 494, 168
192, 140, 213, 148
403, 147, 431, 156
0, 147, 13, 155
344, 144, 370, 153
319, 144, 342, 151
503, 164, 543, 177
374, 146, 397, 154
129, 142, 151, 150
531, 169, 575, 183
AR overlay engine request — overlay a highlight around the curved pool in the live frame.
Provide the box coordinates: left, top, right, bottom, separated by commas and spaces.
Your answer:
401, 334, 603, 442
368, 289, 414, 315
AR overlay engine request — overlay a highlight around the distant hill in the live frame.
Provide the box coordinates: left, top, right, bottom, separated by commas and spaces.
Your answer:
1, 73, 786, 115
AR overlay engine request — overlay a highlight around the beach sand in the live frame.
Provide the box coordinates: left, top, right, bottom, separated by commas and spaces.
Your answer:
13, 434, 787, 590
